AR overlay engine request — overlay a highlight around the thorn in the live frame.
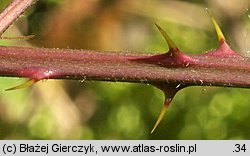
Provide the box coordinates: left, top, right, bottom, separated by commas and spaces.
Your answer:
151, 104, 168, 134
204, 10, 240, 57
155, 23, 178, 51
130, 24, 195, 67
150, 85, 182, 134
0, 34, 35, 40
206, 10, 225, 42
5, 79, 36, 91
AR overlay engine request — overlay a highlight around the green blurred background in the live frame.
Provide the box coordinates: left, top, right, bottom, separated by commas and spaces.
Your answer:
0, 0, 250, 139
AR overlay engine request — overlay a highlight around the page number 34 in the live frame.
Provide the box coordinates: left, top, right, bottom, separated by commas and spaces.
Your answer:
233, 144, 246, 152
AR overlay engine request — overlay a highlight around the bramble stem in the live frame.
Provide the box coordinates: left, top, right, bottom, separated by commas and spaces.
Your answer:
1, 45, 250, 89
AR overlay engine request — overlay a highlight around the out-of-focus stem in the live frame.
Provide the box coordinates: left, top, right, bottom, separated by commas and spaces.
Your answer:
0, 0, 38, 35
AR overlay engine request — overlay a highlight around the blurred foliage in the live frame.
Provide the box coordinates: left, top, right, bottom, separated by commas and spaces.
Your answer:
0, 0, 250, 140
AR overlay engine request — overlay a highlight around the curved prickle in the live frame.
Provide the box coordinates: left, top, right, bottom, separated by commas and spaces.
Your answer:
205, 11, 239, 57
151, 85, 184, 133
151, 104, 168, 134
207, 11, 226, 42
130, 24, 195, 67
155, 23, 178, 51
5, 79, 36, 91
4, 67, 58, 91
